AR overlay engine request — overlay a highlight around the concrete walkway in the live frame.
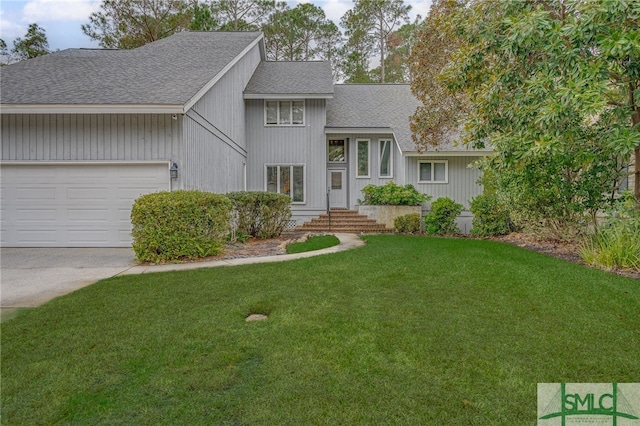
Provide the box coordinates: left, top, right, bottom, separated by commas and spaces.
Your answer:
1, 233, 365, 309
119, 233, 365, 275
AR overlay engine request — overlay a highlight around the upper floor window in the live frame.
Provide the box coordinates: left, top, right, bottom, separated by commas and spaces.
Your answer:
265, 100, 304, 126
418, 160, 448, 183
379, 139, 393, 178
328, 139, 346, 162
356, 139, 369, 177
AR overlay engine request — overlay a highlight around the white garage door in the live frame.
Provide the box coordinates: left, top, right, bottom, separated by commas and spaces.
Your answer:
0, 163, 171, 247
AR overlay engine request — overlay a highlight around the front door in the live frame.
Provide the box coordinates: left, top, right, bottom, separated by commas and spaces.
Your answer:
328, 168, 347, 209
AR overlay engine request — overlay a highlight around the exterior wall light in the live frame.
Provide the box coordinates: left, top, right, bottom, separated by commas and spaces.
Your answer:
170, 162, 178, 179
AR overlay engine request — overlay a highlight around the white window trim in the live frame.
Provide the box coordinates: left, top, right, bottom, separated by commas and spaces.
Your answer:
418, 160, 449, 184
264, 100, 305, 127
378, 138, 393, 178
356, 139, 370, 178
264, 163, 306, 204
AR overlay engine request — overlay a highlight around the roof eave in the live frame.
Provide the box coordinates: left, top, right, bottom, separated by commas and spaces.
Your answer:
325, 127, 393, 134
403, 150, 494, 157
0, 104, 185, 114
244, 93, 333, 100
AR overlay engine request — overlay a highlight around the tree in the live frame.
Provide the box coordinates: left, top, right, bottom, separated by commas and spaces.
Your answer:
341, 0, 411, 83
410, 0, 640, 233
0, 38, 10, 65
82, 0, 192, 49
210, 0, 280, 31
409, 0, 469, 147
371, 16, 422, 83
262, 3, 341, 62
12, 23, 50, 60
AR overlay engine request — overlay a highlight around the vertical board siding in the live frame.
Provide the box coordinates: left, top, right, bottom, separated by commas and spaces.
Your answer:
406, 156, 484, 208
245, 98, 327, 213
181, 42, 262, 193
329, 134, 402, 208
1, 113, 181, 163
182, 114, 244, 193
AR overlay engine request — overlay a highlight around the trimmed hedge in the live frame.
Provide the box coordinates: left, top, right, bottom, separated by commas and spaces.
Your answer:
424, 197, 463, 235
394, 213, 422, 234
131, 190, 231, 263
227, 191, 292, 239
359, 182, 429, 206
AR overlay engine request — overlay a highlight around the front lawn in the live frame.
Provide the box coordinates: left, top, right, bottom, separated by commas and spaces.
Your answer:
2, 235, 638, 424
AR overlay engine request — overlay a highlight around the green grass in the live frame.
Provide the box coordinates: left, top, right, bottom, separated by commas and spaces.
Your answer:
285, 234, 340, 254
2, 235, 638, 425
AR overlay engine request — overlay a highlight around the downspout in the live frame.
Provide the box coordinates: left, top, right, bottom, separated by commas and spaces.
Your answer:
243, 161, 247, 191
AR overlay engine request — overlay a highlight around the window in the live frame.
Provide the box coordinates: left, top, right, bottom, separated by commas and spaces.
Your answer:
418, 160, 448, 183
266, 165, 305, 202
265, 100, 304, 125
379, 139, 393, 177
328, 140, 346, 162
356, 139, 369, 177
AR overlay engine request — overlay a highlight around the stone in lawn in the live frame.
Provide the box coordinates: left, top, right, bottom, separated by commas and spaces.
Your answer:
246, 314, 268, 322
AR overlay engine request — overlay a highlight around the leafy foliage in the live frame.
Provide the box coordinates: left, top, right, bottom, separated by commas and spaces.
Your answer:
359, 182, 429, 206
82, 0, 193, 49
130, 190, 231, 263
227, 191, 292, 239
424, 197, 462, 235
9, 23, 49, 61
410, 0, 640, 233
580, 193, 640, 271
470, 194, 514, 237
262, 3, 341, 61
394, 212, 422, 234
340, 0, 412, 83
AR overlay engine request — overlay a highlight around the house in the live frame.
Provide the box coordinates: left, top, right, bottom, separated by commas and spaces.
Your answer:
0, 31, 490, 247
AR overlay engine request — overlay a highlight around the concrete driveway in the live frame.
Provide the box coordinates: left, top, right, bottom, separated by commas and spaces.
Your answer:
1, 248, 136, 308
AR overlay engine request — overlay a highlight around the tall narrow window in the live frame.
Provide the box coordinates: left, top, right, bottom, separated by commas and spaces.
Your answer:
265, 165, 305, 203
379, 139, 392, 177
328, 140, 346, 162
357, 139, 369, 177
418, 160, 448, 183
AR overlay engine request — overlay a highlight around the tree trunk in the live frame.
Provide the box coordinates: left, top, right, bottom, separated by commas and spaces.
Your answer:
379, 15, 385, 83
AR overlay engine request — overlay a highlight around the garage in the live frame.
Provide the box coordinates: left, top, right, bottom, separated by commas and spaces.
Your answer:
0, 162, 171, 247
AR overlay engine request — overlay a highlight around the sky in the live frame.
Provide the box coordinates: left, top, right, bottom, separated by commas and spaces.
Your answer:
0, 0, 432, 51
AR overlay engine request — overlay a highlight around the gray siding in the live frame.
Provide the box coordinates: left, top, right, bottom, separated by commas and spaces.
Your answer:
181, 42, 262, 193
245, 98, 327, 221
1, 113, 181, 162
327, 134, 404, 208
405, 156, 484, 208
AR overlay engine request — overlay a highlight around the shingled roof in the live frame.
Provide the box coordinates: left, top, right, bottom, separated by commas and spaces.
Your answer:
325, 84, 490, 154
244, 61, 333, 98
0, 31, 263, 113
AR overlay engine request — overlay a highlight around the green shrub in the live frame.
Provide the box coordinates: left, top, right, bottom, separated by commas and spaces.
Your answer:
131, 190, 231, 263
579, 193, 640, 271
227, 191, 292, 239
359, 182, 430, 206
470, 193, 514, 237
424, 197, 463, 235
394, 213, 422, 234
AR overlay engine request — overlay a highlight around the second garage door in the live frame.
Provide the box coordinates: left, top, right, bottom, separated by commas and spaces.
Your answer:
1, 162, 171, 247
